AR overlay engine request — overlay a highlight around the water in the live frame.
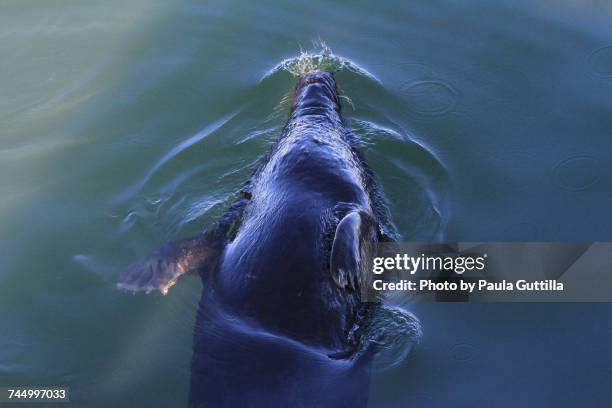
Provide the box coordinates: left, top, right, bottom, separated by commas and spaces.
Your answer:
1, 0, 612, 406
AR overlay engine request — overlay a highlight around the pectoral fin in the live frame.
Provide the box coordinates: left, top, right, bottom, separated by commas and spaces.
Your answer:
118, 197, 249, 295
118, 232, 222, 295
330, 210, 377, 292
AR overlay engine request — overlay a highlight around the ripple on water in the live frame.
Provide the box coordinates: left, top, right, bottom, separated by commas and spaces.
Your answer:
349, 305, 422, 372
400, 79, 458, 118
359, 124, 449, 240
554, 155, 600, 191
588, 45, 612, 79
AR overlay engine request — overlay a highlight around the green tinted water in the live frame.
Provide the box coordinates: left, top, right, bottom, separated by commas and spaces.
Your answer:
2, 0, 612, 406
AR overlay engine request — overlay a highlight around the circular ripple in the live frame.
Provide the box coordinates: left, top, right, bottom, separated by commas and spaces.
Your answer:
588, 45, 612, 79
401, 80, 457, 118
450, 343, 476, 362
554, 156, 600, 191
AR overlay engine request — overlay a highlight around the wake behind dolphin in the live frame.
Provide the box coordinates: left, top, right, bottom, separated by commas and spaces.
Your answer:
119, 63, 420, 407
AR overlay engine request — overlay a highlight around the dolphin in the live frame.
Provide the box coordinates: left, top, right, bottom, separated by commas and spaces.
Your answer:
119, 70, 418, 407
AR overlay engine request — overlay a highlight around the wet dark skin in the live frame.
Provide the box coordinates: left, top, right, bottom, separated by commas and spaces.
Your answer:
120, 71, 398, 407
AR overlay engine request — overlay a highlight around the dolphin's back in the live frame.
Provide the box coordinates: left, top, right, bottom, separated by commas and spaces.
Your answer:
189, 298, 371, 407
188, 71, 388, 407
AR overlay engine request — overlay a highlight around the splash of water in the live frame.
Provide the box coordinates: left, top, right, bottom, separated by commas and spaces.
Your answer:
348, 305, 422, 371
262, 44, 382, 84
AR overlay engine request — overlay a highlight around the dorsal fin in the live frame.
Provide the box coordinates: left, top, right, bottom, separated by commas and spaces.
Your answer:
330, 209, 377, 292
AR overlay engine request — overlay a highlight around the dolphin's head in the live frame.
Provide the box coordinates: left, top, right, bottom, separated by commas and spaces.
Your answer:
292, 70, 341, 117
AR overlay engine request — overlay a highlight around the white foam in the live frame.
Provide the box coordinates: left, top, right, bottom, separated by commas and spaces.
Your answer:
261, 44, 382, 84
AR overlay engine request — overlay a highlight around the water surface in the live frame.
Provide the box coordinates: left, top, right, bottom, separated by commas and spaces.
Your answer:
1, 0, 612, 406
